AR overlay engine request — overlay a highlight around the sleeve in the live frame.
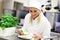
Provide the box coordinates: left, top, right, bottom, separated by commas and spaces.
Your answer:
41, 19, 52, 40
22, 13, 30, 32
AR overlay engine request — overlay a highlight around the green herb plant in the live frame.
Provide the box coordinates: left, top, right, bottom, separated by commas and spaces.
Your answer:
0, 13, 18, 30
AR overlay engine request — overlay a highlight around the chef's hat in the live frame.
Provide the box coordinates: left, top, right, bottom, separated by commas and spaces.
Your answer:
28, 0, 48, 10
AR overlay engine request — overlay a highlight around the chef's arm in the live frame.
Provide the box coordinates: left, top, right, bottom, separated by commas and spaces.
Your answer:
22, 14, 29, 32
17, 14, 29, 35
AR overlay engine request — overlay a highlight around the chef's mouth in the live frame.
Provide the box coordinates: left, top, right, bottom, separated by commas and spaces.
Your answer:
32, 14, 39, 19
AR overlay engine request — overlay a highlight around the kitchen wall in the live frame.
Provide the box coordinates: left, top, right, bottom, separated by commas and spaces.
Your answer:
3, 0, 14, 10
14, 0, 29, 6
3, 0, 29, 10
0, 0, 3, 19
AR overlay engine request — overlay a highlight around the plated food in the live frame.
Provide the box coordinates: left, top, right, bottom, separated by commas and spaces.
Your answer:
18, 34, 33, 39
17, 29, 33, 39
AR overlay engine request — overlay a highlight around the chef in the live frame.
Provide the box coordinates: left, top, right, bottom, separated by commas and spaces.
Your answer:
18, 0, 52, 40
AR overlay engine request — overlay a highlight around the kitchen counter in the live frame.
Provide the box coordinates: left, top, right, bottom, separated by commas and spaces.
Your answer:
0, 32, 59, 40
0, 35, 20, 40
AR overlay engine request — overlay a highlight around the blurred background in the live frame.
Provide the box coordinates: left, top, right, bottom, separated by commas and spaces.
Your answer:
0, 0, 60, 40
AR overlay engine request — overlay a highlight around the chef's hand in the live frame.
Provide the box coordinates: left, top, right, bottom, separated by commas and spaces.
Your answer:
16, 29, 24, 35
32, 34, 43, 40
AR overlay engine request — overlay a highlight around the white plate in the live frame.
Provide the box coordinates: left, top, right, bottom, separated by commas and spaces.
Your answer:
18, 33, 33, 39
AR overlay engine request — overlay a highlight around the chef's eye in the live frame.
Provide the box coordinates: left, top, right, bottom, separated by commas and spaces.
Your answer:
30, 10, 32, 12
29, 10, 37, 13
34, 10, 37, 12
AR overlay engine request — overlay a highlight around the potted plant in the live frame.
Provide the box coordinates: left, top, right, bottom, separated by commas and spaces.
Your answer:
0, 13, 18, 38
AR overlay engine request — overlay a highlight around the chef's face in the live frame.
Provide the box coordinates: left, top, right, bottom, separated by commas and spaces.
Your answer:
29, 7, 40, 19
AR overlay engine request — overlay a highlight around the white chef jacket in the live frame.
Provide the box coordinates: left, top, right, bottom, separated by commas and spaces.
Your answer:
22, 12, 51, 40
